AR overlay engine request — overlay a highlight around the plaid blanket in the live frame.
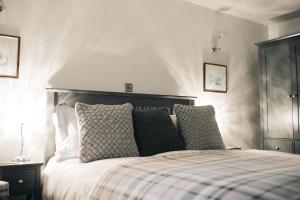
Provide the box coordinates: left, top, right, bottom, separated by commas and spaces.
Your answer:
90, 150, 300, 200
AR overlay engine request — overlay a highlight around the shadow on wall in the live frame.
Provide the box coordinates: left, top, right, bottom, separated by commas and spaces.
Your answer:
199, 45, 261, 149
48, 42, 262, 150
48, 45, 181, 95
0, 24, 19, 36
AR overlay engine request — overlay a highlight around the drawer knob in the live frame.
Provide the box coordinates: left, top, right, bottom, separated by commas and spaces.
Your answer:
275, 146, 280, 151
18, 179, 23, 184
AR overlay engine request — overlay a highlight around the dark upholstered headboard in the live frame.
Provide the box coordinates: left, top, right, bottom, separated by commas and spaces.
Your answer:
45, 88, 196, 163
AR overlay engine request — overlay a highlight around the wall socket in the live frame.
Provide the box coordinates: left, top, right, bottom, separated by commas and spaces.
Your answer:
125, 83, 133, 92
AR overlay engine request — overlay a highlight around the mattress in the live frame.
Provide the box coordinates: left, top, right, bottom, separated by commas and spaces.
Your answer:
43, 150, 300, 200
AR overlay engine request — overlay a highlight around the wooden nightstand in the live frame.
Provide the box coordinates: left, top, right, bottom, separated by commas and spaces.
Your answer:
0, 162, 43, 200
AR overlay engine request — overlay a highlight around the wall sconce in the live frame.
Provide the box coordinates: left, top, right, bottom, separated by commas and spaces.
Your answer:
0, 0, 6, 12
211, 30, 227, 52
211, 43, 221, 52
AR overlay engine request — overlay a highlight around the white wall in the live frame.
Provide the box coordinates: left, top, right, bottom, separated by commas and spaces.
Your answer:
269, 16, 300, 38
0, 0, 267, 162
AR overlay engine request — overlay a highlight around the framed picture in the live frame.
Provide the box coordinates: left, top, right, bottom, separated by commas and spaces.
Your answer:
0, 34, 20, 78
203, 62, 227, 93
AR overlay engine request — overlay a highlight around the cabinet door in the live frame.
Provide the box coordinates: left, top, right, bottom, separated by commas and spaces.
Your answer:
265, 42, 293, 139
260, 48, 268, 143
293, 38, 300, 140
295, 141, 300, 154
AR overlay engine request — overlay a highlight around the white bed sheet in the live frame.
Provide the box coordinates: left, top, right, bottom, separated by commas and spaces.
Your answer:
42, 156, 135, 200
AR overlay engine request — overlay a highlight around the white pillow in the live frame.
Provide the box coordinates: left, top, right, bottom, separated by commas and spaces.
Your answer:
53, 104, 80, 161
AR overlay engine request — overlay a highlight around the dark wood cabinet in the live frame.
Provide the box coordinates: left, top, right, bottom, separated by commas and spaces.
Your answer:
257, 33, 300, 155
0, 163, 43, 200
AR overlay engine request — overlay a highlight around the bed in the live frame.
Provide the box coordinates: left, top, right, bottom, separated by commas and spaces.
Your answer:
42, 88, 300, 200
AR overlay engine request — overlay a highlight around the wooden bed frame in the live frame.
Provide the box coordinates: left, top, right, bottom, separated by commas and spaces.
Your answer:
45, 88, 196, 163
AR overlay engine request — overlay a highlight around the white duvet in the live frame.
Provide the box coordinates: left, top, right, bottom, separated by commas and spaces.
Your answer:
42, 156, 135, 200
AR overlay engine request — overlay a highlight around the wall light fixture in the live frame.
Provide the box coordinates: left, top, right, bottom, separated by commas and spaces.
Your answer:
211, 30, 227, 52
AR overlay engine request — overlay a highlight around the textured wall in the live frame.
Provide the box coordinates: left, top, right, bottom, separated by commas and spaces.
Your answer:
268, 16, 300, 38
0, 0, 267, 161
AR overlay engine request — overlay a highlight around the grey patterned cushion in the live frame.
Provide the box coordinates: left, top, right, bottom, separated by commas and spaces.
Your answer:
75, 103, 139, 162
174, 104, 225, 150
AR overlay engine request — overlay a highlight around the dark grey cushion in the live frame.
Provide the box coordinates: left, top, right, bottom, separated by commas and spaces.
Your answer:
174, 104, 225, 150
133, 108, 185, 156
75, 103, 139, 162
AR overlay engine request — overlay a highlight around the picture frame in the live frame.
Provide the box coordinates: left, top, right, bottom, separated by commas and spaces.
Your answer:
0, 34, 21, 78
203, 62, 227, 93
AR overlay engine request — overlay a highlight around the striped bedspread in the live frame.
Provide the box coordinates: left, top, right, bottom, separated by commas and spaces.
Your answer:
90, 150, 300, 200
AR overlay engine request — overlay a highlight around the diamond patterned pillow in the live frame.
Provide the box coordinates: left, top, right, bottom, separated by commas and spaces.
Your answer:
174, 104, 225, 150
75, 102, 139, 162
133, 108, 185, 156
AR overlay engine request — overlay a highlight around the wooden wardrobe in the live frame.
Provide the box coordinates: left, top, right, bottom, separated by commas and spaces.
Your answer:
257, 33, 300, 154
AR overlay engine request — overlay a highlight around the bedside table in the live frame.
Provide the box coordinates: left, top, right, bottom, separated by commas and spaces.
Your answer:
0, 162, 43, 200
